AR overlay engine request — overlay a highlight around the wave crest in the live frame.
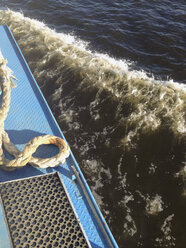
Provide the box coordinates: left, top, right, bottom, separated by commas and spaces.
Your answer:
0, 9, 185, 148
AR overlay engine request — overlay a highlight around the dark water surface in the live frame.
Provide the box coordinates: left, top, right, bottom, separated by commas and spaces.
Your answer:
0, 0, 186, 247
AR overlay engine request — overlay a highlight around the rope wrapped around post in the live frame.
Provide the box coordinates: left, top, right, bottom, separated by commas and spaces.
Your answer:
0, 52, 70, 171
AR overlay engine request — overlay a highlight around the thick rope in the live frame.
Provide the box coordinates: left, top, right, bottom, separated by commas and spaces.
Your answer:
0, 52, 70, 171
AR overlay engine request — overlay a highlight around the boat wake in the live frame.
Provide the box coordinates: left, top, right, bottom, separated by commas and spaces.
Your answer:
0, 9, 185, 150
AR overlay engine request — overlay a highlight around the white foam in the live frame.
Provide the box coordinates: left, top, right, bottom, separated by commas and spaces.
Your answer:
120, 194, 137, 237
0, 9, 185, 149
148, 163, 157, 174
155, 214, 176, 247
146, 194, 164, 215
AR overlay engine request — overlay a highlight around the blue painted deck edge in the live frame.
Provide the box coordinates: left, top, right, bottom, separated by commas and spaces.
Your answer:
3, 25, 118, 248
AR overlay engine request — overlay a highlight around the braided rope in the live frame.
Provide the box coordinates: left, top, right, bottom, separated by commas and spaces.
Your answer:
0, 52, 70, 171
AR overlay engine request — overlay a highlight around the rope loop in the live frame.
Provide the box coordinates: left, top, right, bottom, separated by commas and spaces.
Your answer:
0, 52, 70, 171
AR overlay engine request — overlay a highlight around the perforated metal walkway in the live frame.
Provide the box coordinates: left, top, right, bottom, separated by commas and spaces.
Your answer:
0, 173, 90, 248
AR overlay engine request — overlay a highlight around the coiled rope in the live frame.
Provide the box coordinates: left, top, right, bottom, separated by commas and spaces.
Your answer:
0, 52, 70, 171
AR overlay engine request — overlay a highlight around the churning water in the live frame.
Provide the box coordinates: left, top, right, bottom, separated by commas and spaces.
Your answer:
0, 1, 185, 247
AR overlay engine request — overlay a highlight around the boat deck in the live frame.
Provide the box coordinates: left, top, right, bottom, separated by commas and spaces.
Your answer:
0, 25, 118, 248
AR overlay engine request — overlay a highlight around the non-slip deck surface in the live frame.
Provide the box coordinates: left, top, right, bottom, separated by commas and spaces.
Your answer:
0, 25, 118, 248
0, 173, 90, 248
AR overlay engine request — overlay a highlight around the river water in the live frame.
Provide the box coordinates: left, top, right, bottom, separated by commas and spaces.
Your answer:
0, 1, 186, 247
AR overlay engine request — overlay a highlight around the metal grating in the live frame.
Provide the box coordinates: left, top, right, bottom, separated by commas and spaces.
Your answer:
0, 173, 90, 248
